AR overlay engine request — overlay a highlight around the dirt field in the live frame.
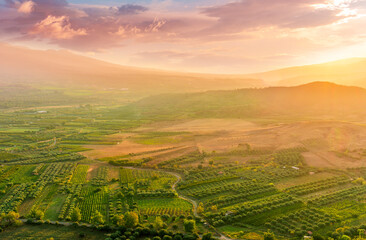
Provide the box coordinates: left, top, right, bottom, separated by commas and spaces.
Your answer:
155, 119, 258, 132
81, 140, 171, 159
82, 119, 366, 169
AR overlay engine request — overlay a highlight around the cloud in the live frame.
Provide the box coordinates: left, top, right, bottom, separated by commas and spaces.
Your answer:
17, 1, 36, 13
145, 18, 166, 32
30, 15, 87, 39
200, 0, 360, 34
0, 0, 170, 50
116, 4, 148, 15
4, 0, 67, 10
0, 0, 365, 62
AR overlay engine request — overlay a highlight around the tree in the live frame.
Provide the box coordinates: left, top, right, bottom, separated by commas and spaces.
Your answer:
312, 234, 325, 240
197, 203, 204, 214
91, 210, 104, 225
28, 207, 44, 220
264, 231, 275, 240
358, 229, 365, 239
154, 216, 164, 230
163, 235, 172, 240
340, 235, 351, 240
113, 214, 124, 226
70, 207, 82, 222
0, 211, 22, 228
353, 177, 366, 185
117, 192, 125, 199
173, 235, 183, 240
124, 212, 139, 228
210, 205, 217, 212
202, 233, 212, 240
183, 219, 196, 233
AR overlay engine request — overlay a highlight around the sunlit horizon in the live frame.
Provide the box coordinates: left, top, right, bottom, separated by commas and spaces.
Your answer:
1, 0, 366, 74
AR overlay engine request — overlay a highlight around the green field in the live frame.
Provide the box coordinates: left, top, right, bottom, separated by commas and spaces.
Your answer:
0, 224, 107, 240
137, 198, 193, 216
1, 85, 366, 240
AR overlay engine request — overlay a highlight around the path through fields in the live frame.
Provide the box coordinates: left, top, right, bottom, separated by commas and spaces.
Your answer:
124, 166, 232, 240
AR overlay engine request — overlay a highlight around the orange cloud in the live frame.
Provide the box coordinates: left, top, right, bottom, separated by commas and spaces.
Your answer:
200, 0, 348, 34
17, 0, 36, 14
1, 0, 366, 73
30, 15, 87, 39
145, 18, 166, 33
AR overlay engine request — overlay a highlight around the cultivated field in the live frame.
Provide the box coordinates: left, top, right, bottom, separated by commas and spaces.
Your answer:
1, 87, 366, 240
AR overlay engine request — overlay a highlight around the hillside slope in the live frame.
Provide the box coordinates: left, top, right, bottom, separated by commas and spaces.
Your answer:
123, 82, 366, 120
247, 58, 366, 87
0, 43, 262, 93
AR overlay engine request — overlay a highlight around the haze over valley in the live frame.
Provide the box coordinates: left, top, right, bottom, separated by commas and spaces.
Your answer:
1, 0, 366, 240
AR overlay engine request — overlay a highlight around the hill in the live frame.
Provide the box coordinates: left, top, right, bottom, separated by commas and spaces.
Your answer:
3, 42, 366, 92
0, 43, 262, 93
247, 58, 366, 87
122, 82, 366, 120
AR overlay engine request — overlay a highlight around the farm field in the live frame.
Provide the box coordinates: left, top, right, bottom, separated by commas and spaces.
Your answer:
0, 224, 107, 240
0, 87, 366, 240
137, 198, 192, 216
4, 0, 366, 238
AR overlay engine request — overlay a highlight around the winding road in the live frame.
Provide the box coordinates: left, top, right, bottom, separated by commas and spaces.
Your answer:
124, 166, 232, 240
22, 164, 231, 239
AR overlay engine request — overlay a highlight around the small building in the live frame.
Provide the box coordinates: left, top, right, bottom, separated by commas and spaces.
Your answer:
225, 211, 234, 216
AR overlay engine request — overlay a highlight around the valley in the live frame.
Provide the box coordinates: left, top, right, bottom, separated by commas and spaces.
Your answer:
1, 83, 366, 239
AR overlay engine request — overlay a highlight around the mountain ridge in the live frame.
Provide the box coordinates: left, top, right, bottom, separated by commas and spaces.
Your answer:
122, 81, 366, 121
246, 58, 366, 87
0, 42, 263, 93
2, 42, 366, 92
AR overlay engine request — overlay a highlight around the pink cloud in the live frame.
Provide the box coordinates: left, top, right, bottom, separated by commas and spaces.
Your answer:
17, 0, 36, 14
30, 15, 87, 39
0, 0, 172, 50
200, 0, 356, 34
0, 0, 364, 54
145, 18, 166, 33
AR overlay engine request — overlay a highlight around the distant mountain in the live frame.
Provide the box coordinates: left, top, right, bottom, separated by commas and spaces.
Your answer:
247, 58, 366, 87
3, 42, 366, 93
0, 43, 262, 93
123, 82, 366, 120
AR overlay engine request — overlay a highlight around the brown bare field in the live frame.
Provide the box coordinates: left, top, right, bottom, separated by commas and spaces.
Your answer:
81, 140, 172, 159
81, 119, 258, 160
155, 119, 258, 132
175, 120, 366, 169
143, 146, 198, 166
82, 119, 366, 169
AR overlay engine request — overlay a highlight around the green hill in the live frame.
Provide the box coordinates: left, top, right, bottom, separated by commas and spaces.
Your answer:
121, 82, 366, 120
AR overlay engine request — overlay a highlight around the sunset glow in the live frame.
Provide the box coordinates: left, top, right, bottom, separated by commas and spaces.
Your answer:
0, 0, 366, 73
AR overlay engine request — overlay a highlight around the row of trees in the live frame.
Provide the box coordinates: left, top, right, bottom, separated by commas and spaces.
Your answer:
105, 217, 203, 240
0, 211, 22, 232
284, 176, 349, 196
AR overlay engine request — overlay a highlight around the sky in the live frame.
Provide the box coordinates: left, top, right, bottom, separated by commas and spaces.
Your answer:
1, 0, 366, 73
